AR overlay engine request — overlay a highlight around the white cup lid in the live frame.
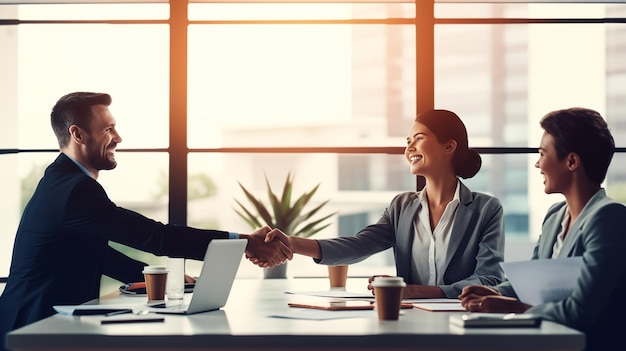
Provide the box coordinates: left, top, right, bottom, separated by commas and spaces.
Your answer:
142, 265, 168, 274
371, 276, 406, 287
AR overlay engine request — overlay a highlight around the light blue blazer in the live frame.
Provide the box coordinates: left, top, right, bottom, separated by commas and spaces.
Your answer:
496, 189, 626, 351
316, 181, 505, 298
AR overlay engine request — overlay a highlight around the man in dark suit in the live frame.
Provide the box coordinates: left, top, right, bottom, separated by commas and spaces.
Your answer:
0, 92, 291, 350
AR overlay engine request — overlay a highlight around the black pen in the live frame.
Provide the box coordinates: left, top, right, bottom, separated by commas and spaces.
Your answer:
105, 309, 133, 317
101, 317, 164, 325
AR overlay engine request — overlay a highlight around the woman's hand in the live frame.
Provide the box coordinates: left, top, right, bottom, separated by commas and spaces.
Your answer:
459, 285, 530, 313
367, 274, 391, 294
458, 284, 501, 302
462, 295, 531, 314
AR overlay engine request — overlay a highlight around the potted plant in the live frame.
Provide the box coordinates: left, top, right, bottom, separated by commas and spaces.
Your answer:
234, 172, 336, 278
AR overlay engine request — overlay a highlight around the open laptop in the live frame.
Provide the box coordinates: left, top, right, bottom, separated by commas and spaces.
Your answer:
147, 239, 247, 314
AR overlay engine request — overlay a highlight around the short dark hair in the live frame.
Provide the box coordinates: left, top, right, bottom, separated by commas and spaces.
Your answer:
540, 107, 615, 184
50, 92, 112, 148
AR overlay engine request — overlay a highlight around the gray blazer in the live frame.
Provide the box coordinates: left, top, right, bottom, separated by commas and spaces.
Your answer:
496, 189, 626, 351
316, 181, 505, 297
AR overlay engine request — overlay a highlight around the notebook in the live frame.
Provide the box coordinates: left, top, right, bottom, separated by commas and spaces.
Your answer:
147, 239, 247, 314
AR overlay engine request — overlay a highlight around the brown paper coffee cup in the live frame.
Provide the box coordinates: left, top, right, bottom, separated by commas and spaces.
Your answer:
372, 276, 406, 320
142, 266, 168, 301
328, 265, 349, 288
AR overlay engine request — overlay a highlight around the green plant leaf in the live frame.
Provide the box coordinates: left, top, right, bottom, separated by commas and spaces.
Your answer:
293, 212, 336, 237
237, 181, 275, 227
290, 200, 333, 232
284, 183, 319, 224
280, 172, 293, 210
234, 199, 257, 220
300, 200, 331, 222
265, 174, 285, 225
296, 222, 334, 238
234, 174, 334, 237
233, 204, 263, 228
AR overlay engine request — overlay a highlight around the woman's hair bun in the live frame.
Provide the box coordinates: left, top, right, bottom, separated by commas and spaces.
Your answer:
456, 149, 482, 179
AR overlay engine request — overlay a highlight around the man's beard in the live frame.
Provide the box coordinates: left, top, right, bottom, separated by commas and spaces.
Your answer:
90, 152, 117, 171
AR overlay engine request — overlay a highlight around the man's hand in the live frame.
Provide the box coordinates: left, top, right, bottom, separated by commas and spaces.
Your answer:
242, 226, 293, 268
246, 228, 294, 267
251, 229, 322, 260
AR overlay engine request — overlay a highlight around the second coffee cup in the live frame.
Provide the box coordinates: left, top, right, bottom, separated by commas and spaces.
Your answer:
142, 265, 168, 301
372, 276, 406, 320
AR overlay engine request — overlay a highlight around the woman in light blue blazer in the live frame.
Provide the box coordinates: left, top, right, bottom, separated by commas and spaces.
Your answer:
265, 109, 506, 298
460, 108, 626, 351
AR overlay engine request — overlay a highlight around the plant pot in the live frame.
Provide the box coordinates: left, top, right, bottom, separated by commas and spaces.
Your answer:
263, 262, 288, 279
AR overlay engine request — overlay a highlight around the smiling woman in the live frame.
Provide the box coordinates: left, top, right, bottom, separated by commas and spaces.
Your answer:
260, 109, 506, 299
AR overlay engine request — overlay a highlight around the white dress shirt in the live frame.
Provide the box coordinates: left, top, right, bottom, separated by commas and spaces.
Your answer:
410, 181, 461, 286
551, 207, 571, 258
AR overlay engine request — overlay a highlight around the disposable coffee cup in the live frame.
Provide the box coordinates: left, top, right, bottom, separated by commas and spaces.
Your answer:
142, 265, 168, 301
372, 276, 406, 320
328, 265, 349, 289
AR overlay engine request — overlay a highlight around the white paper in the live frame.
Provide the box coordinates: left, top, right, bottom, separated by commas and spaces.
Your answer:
501, 257, 584, 306
412, 302, 466, 312
403, 298, 461, 303
285, 290, 373, 299
268, 309, 374, 320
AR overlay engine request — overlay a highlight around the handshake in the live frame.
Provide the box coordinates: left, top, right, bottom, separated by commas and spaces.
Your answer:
239, 226, 294, 268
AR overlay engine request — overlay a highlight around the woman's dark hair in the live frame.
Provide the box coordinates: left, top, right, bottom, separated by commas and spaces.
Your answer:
50, 92, 112, 148
414, 109, 481, 179
540, 107, 614, 184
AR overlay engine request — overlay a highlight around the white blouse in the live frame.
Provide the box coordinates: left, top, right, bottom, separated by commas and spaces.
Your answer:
551, 206, 571, 258
410, 181, 461, 286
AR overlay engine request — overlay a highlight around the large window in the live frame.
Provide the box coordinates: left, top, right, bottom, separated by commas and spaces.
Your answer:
2, 1, 626, 294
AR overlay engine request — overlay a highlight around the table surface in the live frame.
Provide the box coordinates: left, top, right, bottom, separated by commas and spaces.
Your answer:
7, 277, 585, 351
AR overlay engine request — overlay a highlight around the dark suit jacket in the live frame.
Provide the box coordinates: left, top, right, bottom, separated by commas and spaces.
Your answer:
316, 181, 505, 297
0, 153, 229, 346
496, 189, 626, 351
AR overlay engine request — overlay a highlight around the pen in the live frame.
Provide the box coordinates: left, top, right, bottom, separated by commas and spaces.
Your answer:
105, 309, 133, 317
101, 317, 164, 325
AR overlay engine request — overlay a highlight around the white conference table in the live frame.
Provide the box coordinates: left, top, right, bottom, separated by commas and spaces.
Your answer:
6, 277, 585, 351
